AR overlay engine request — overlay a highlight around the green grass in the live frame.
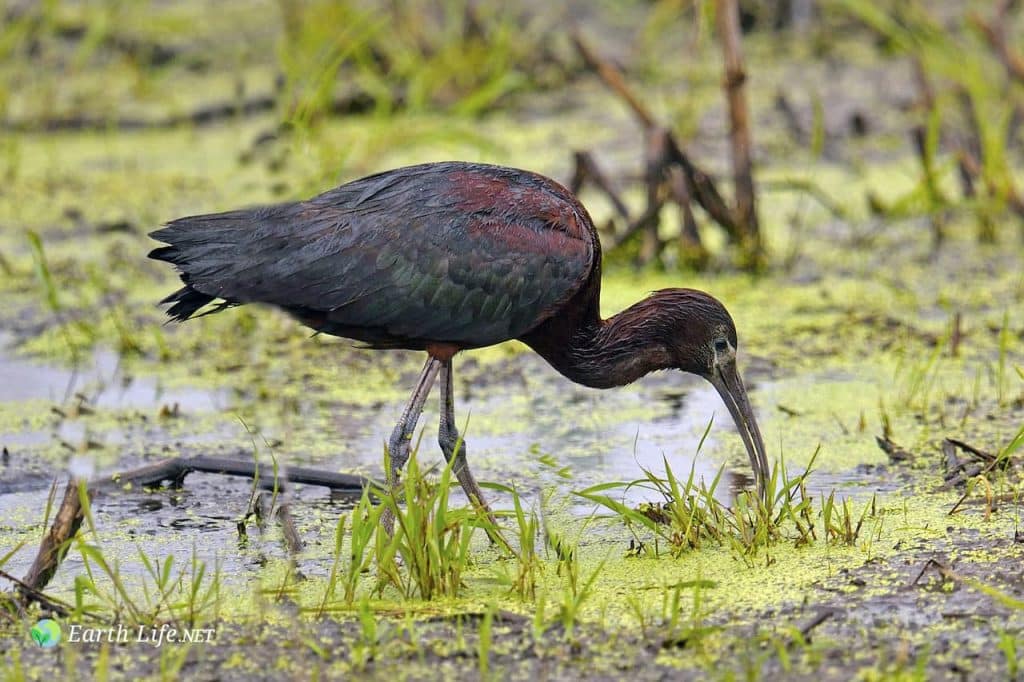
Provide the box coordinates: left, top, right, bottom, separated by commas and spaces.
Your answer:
997, 310, 1013, 406
548, 531, 604, 642
577, 437, 881, 563
833, 0, 1024, 242
487, 482, 541, 601
374, 449, 479, 600
27, 231, 87, 365
477, 602, 494, 679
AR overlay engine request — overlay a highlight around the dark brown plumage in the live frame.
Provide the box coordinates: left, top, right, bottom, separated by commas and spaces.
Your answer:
149, 161, 770, 524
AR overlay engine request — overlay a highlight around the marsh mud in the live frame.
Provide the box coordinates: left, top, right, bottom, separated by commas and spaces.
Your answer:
20, 530, 1024, 682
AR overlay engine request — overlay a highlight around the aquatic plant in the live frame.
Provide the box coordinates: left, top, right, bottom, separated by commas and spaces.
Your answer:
487, 482, 542, 601
577, 434, 878, 560
374, 448, 478, 600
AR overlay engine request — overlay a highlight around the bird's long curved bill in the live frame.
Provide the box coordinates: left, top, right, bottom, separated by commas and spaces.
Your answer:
708, 363, 771, 502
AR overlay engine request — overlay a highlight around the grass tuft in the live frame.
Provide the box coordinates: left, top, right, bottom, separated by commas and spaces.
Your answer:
577, 437, 877, 559
374, 448, 479, 600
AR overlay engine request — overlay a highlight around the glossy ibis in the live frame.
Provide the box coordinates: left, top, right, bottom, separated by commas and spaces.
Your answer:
149, 161, 770, 528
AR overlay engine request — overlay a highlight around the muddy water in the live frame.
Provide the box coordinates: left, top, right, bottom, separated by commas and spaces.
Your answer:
0, 340, 888, 588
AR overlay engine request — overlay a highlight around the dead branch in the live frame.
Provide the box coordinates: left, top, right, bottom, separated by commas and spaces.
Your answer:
20, 479, 88, 596
969, 3, 1024, 84
666, 165, 707, 262
606, 127, 709, 265
1, 570, 75, 617
956, 89, 984, 167
569, 150, 631, 219
958, 149, 1024, 224
570, 30, 656, 130
942, 439, 962, 473
945, 438, 996, 463
875, 436, 914, 463
759, 178, 849, 219
613, 196, 667, 251
716, 0, 761, 254
796, 607, 838, 640
662, 133, 739, 236
8, 456, 369, 599
948, 452, 1004, 515
570, 27, 763, 261
639, 130, 669, 264
97, 454, 372, 493
956, 152, 978, 200
911, 558, 953, 586
952, 83, 1024, 233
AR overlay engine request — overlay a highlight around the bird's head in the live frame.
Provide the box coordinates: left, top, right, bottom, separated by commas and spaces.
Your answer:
650, 289, 771, 500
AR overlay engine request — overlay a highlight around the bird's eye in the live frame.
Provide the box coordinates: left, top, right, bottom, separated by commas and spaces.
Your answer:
714, 339, 729, 354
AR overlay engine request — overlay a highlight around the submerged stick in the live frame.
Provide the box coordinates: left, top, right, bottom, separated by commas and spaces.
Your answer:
1, 570, 74, 617
276, 503, 305, 556
98, 454, 373, 494
796, 607, 838, 640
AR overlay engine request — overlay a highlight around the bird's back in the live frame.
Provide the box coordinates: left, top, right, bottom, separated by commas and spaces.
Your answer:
149, 162, 598, 350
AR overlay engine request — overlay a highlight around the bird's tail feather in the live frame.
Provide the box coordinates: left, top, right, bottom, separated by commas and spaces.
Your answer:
160, 286, 216, 322
149, 210, 258, 321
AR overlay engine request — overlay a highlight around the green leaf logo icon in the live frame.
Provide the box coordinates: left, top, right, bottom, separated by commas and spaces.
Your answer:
30, 619, 61, 648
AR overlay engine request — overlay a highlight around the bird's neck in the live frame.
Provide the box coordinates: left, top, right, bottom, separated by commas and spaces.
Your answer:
522, 297, 674, 389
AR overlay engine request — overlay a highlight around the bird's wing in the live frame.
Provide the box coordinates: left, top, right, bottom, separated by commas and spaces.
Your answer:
149, 164, 595, 346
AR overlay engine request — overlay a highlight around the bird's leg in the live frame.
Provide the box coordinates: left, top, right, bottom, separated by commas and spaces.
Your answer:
438, 359, 499, 533
381, 356, 442, 536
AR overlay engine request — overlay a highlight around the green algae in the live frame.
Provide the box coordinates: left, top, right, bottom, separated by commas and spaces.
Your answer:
2, 3, 1024, 679
7, 467, 1013, 679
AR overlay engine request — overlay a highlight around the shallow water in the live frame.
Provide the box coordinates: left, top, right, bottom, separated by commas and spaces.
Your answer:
0, 337, 891, 589
0, 332, 228, 411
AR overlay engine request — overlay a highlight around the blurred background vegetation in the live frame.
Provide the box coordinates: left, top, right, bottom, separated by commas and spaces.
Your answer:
2, 0, 1022, 261
0, 0, 1021, 362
